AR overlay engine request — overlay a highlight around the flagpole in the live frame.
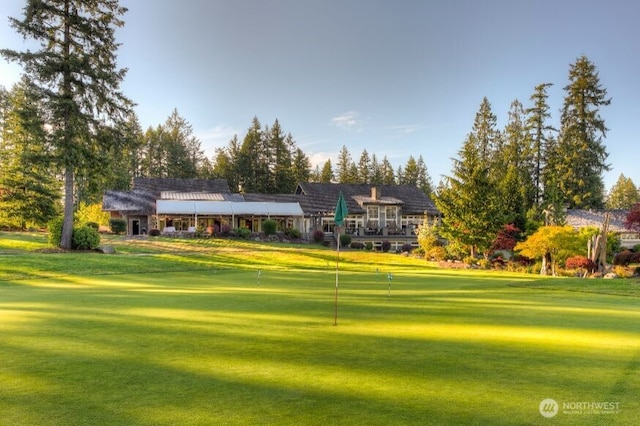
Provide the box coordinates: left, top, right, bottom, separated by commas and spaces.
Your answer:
333, 191, 348, 326
334, 227, 340, 326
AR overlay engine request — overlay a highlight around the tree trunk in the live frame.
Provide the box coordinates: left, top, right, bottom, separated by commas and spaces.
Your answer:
540, 251, 553, 276
60, 167, 74, 249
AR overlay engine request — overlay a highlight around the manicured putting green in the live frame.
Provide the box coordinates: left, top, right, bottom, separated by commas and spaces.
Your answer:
1, 232, 639, 424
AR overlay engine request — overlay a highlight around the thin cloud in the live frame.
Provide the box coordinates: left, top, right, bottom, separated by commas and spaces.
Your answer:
330, 111, 365, 132
384, 124, 426, 138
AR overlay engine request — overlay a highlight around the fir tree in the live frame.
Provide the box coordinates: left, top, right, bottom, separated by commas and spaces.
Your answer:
2, 0, 132, 248
0, 82, 60, 229
552, 56, 611, 208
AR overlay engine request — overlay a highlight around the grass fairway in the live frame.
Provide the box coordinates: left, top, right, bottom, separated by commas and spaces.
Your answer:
1, 233, 640, 425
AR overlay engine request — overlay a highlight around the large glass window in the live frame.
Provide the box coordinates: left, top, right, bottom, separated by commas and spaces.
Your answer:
367, 205, 379, 228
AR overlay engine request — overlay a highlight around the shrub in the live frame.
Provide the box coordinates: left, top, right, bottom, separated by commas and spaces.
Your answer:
613, 250, 640, 266
463, 256, 477, 266
365, 242, 373, 251
234, 227, 251, 239
350, 241, 364, 249
381, 240, 391, 252
263, 219, 277, 236
613, 265, 634, 278
219, 224, 231, 237
149, 228, 161, 237
72, 225, 100, 250
401, 243, 413, 253
85, 221, 100, 230
109, 218, 126, 235
565, 255, 597, 272
47, 216, 64, 247
427, 246, 447, 261
288, 228, 301, 239
477, 258, 491, 269
340, 233, 352, 247
312, 229, 325, 244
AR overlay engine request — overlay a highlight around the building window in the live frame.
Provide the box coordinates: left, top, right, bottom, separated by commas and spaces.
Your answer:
386, 206, 397, 225
367, 205, 379, 228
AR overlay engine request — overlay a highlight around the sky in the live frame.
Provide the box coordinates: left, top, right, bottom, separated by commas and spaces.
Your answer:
1, 0, 639, 191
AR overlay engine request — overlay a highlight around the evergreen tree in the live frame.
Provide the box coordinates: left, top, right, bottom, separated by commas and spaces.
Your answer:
357, 149, 371, 184
0, 82, 60, 229
525, 83, 555, 205
319, 159, 334, 182
336, 145, 353, 183
237, 117, 267, 193
499, 99, 536, 229
472, 97, 501, 162
163, 109, 203, 179
401, 156, 419, 185
2, 0, 133, 248
370, 153, 383, 185
396, 165, 404, 185
212, 144, 237, 189
416, 155, 433, 195
607, 174, 639, 209
436, 99, 507, 258
268, 120, 294, 193
291, 146, 311, 185
381, 156, 395, 185
552, 56, 610, 208
348, 163, 359, 184
436, 133, 506, 258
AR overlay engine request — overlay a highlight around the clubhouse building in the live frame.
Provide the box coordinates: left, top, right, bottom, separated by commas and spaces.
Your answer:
102, 178, 440, 250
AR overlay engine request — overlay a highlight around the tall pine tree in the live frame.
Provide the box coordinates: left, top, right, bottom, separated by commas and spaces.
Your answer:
435, 99, 506, 258
551, 56, 610, 208
2, 0, 132, 248
525, 83, 555, 205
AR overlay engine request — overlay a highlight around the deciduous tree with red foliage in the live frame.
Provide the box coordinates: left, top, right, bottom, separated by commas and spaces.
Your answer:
491, 224, 521, 252
624, 203, 640, 232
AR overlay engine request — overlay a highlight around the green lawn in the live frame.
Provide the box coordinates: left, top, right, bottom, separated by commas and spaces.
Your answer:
1, 232, 639, 425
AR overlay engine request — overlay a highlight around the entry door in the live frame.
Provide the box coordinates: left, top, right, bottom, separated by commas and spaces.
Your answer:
132, 219, 140, 235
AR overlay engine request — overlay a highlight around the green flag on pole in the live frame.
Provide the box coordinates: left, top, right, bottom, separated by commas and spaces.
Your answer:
333, 191, 348, 326
334, 191, 348, 226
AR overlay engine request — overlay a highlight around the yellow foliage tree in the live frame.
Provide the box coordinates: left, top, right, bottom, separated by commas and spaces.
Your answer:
514, 225, 581, 276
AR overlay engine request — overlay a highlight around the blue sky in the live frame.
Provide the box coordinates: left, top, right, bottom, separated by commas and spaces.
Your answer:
2, 0, 639, 191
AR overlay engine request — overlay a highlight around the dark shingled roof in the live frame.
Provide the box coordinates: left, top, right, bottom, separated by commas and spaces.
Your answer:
294, 182, 439, 216
566, 209, 631, 232
103, 179, 439, 218
103, 178, 231, 215
133, 177, 230, 195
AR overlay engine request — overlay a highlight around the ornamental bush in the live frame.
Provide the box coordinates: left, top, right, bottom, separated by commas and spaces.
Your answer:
47, 216, 64, 247
109, 218, 126, 234
427, 246, 447, 261
312, 229, 325, 244
565, 255, 597, 272
287, 228, 301, 239
263, 219, 277, 236
72, 225, 100, 250
340, 234, 352, 247
234, 227, 251, 239
381, 240, 391, 252
149, 228, 161, 237
401, 243, 413, 253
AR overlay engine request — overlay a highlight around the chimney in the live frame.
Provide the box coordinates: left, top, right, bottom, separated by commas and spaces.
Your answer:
371, 187, 380, 200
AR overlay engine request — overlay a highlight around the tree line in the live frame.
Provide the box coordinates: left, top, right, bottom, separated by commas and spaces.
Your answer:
1, 1, 638, 251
